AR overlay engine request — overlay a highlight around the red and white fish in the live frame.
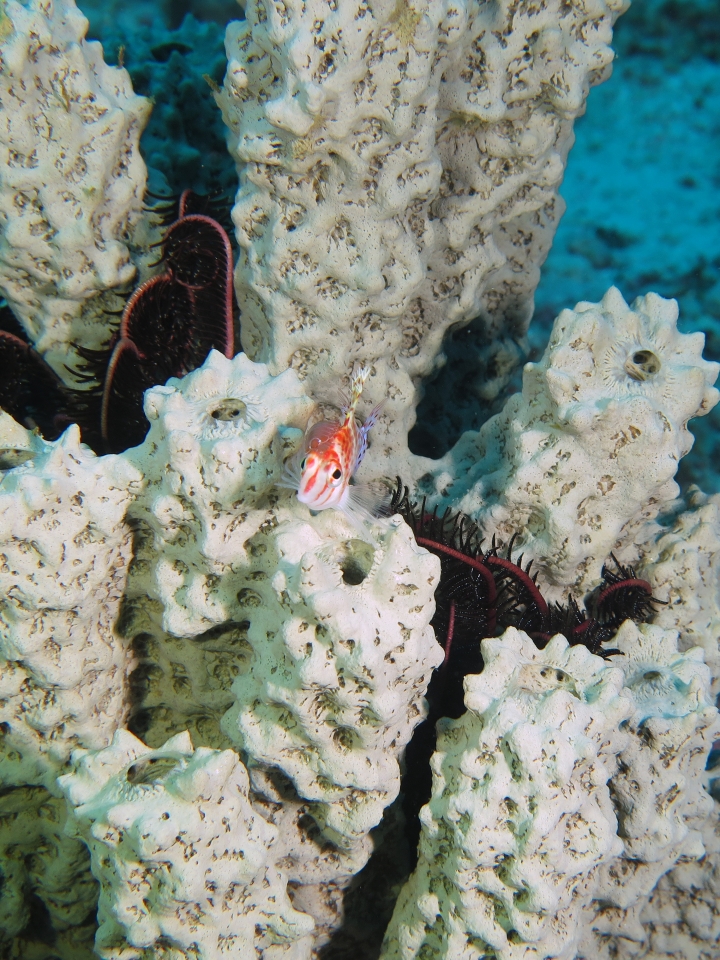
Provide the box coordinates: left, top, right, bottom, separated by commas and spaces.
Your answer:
283, 366, 386, 532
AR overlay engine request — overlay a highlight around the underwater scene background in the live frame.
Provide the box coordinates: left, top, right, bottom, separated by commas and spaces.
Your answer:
77, 0, 720, 492
1, 2, 720, 957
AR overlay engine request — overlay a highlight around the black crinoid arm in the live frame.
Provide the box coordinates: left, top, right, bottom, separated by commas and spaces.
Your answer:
0, 193, 239, 456
391, 478, 665, 683
585, 553, 666, 646
390, 478, 665, 860
0, 305, 67, 440
390, 478, 496, 712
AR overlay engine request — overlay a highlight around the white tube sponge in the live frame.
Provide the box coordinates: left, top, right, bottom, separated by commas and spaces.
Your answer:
617, 628, 717, 851
218, 0, 627, 477
221, 512, 443, 846
59, 729, 316, 960
123, 349, 314, 638
443, 288, 720, 600
0, 0, 151, 383
101, 348, 440, 938
429, 0, 628, 342
622, 810, 720, 960
218, 0, 465, 480
637, 488, 720, 692
381, 628, 631, 960
592, 622, 719, 909
0, 418, 141, 792
578, 810, 720, 960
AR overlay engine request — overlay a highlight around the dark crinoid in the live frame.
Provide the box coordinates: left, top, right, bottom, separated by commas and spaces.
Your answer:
0, 305, 67, 440
587, 554, 661, 636
391, 478, 664, 678
0, 191, 238, 456
146, 187, 235, 236
390, 478, 664, 859
100, 204, 236, 453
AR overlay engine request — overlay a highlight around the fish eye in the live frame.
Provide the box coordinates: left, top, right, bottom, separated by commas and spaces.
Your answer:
331, 468, 342, 481
300, 457, 307, 470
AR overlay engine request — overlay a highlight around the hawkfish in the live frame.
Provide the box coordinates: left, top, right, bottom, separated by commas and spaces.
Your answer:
282, 366, 387, 533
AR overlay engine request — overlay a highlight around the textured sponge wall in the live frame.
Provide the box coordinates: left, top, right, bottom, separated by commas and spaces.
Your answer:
218, 0, 628, 478
0, 0, 151, 384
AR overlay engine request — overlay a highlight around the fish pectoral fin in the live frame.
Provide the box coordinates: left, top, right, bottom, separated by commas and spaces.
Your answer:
278, 450, 303, 491
344, 480, 393, 522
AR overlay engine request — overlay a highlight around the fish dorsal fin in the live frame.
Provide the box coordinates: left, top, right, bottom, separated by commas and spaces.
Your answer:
340, 366, 370, 421
353, 400, 385, 472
